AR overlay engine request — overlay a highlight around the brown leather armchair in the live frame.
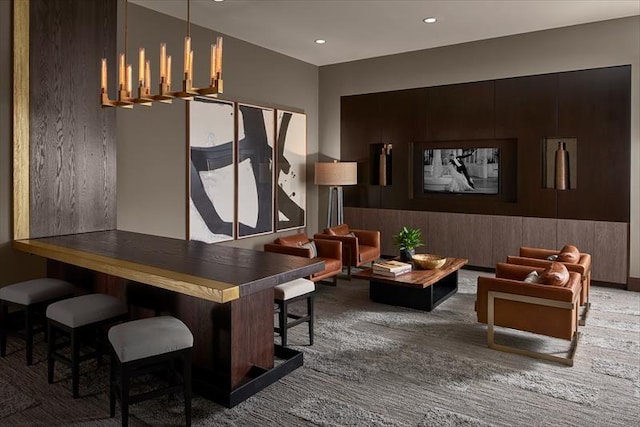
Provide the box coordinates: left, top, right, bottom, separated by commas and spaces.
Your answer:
476, 262, 582, 366
264, 233, 343, 285
506, 245, 591, 325
314, 224, 380, 277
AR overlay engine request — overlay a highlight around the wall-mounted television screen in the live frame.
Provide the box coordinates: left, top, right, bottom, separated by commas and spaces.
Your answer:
423, 148, 500, 194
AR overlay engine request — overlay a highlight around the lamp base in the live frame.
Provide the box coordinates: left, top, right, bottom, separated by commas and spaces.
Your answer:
326, 186, 344, 229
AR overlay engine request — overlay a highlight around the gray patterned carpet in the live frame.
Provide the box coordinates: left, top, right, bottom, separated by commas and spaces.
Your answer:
1, 269, 639, 426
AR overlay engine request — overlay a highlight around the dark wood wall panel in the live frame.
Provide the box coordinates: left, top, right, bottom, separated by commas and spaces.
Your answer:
346, 208, 629, 286
341, 66, 631, 224
29, 0, 117, 238
494, 73, 558, 218
557, 67, 631, 222
341, 93, 382, 208
427, 81, 495, 141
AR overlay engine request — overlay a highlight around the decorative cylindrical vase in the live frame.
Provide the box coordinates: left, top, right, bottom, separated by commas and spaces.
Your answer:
554, 141, 569, 190
379, 147, 387, 186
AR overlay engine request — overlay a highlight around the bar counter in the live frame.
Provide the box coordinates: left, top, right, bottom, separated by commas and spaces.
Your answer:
14, 230, 324, 407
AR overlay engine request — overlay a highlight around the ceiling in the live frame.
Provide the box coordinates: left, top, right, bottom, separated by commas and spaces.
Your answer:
130, 0, 640, 66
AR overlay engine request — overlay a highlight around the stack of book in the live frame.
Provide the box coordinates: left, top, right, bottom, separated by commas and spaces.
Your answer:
372, 260, 412, 277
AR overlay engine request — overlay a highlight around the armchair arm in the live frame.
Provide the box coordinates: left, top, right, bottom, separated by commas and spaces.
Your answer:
351, 229, 380, 248
478, 272, 581, 304
507, 256, 587, 276
577, 253, 591, 272
314, 239, 342, 261
519, 246, 559, 259
495, 262, 545, 281
314, 233, 358, 265
264, 243, 312, 259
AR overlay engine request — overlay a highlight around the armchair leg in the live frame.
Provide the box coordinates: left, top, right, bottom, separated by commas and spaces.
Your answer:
487, 291, 580, 366
579, 302, 591, 327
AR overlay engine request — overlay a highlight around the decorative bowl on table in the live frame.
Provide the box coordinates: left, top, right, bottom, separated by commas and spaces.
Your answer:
412, 254, 446, 270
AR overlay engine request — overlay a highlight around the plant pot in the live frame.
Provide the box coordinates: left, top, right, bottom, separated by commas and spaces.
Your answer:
399, 249, 415, 262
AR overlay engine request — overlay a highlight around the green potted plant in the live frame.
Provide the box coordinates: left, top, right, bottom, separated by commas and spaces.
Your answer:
393, 226, 424, 262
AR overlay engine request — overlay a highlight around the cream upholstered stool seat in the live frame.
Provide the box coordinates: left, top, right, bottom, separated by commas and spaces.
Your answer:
46, 293, 128, 398
274, 278, 315, 347
0, 278, 75, 365
108, 316, 193, 427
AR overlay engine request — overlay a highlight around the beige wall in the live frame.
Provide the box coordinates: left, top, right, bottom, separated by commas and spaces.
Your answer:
319, 16, 640, 278
117, 4, 319, 250
0, 0, 45, 286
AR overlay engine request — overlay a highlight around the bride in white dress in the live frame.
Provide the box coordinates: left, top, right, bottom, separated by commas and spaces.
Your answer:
446, 163, 474, 192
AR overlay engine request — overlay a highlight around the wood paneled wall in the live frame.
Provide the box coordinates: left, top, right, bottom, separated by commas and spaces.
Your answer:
28, 0, 117, 238
345, 207, 628, 285
341, 66, 631, 223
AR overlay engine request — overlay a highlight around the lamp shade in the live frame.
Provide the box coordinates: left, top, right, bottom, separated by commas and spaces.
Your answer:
314, 161, 357, 186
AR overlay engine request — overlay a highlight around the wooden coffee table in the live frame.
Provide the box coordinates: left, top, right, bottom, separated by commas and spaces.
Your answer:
353, 257, 468, 311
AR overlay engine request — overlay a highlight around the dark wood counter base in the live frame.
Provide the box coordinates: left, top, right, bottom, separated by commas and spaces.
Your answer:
194, 345, 303, 408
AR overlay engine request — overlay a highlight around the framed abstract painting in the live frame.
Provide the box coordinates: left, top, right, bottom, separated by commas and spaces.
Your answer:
188, 98, 235, 243
275, 110, 306, 231
236, 103, 275, 238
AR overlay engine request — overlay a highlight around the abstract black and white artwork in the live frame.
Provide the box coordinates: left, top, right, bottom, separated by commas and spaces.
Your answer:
276, 110, 306, 231
189, 98, 235, 243
237, 103, 274, 238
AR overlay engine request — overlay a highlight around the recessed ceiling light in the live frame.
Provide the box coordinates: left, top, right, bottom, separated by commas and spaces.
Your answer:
423, 17, 437, 24
213, 0, 224, 3
315, 39, 326, 44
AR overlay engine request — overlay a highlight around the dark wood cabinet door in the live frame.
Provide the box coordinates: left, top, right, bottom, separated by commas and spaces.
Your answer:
426, 80, 495, 141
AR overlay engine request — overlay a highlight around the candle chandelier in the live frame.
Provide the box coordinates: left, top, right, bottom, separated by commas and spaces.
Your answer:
100, 0, 223, 109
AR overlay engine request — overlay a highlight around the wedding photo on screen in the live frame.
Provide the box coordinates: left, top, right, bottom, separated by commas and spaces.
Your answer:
423, 147, 500, 194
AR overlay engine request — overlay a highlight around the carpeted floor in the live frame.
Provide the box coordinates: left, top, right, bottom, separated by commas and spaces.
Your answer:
1, 269, 639, 426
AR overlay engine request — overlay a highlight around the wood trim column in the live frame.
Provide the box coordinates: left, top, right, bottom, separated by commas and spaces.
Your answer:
13, 0, 29, 240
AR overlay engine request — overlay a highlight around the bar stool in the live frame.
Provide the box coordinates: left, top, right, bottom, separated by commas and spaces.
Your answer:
0, 278, 75, 365
46, 293, 128, 398
108, 316, 193, 427
274, 278, 315, 347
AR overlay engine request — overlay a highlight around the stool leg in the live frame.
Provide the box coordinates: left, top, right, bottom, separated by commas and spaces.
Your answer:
109, 353, 116, 418
183, 349, 192, 427
25, 306, 33, 365
280, 301, 288, 347
47, 323, 55, 384
71, 329, 80, 398
308, 294, 314, 346
120, 364, 130, 427
0, 302, 7, 358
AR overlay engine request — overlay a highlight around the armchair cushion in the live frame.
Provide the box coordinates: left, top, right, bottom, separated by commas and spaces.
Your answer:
523, 271, 539, 283
325, 224, 350, 236
538, 262, 570, 287
558, 244, 580, 264
300, 241, 318, 258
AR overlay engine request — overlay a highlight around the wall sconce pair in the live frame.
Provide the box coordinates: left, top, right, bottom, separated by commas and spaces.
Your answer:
100, 0, 223, 109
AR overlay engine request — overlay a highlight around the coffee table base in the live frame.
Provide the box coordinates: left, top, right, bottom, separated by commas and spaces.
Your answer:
369, 270, 459, 311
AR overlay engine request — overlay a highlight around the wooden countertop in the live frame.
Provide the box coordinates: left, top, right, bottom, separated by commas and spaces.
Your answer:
13, 230, 324, 303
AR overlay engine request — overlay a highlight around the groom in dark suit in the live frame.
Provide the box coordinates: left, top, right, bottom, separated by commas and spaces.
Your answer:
449, 150, 476, 189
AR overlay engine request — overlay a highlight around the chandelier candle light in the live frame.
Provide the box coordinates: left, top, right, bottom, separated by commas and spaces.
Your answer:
100, 0, 224, 109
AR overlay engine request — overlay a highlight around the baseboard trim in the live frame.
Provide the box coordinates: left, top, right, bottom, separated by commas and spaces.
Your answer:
627, 277, 640, 292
